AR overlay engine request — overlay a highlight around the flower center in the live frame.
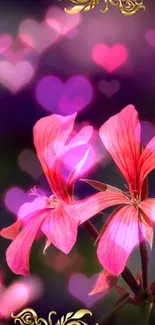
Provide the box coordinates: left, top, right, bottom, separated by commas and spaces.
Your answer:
29, 186, 61, 209
130, 190, 141, 206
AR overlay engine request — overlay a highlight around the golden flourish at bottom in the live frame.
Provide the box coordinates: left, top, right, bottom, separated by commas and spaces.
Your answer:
11, 308, 99, 325
62, 0, 146, 16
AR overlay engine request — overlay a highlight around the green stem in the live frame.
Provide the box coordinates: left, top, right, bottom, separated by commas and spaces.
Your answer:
97, 295, 130, 325
142, 303, 154, 325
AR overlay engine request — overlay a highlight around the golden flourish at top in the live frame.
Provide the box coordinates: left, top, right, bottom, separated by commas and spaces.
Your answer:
62, 0, 146, 16
11, 308, 99, 325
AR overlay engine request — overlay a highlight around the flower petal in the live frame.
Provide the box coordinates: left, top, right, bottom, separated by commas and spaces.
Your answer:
33, 113, 77, 202
97, 205, 142, 276
99, 105, 140, 192
80, 179, 123, 193
139, 210, 153, 248
138, 137, 155, 190
89, 269, 117, 295
41, 205, 79, 254
66, 148, 90, 197
0, 220, 21, 240
18, 197, 46, 222
66, 191, 130, 224
139, 199, 155, 223
6, 210, 47, 275
67, 125, 93, 150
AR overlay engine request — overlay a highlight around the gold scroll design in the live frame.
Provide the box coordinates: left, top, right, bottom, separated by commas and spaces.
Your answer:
11, 308, 98, 325
64, 0, 146, 16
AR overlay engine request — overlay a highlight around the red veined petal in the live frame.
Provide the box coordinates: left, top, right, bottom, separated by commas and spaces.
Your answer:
139, 209, 153, 248
6, 210, 47, 275
66, 191, 130, 224
97, 205, 143, 276
139, 199, 155, 223
89, 269, 117, 295
99, 105, 140, 192
41, 205, 79, 254
33, 113, 77, 202
0, 220, 21, 240
138, 136, 155, 191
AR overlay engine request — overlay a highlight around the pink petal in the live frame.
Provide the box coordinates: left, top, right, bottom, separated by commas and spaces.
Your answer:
0, 220, 21, 240
138, 136, 155, 191
67, 125, 93, 150
97, 205, 142, 276
139, 210, 153, 248
18, 197, 47, 222
89, 269, 117, 295
99, 105, 140, 192
66, 191, 130, 224
66, 148, 90, 197
41, 205, 79, 254
6, 210, 47, 275
139, 199, 155, 223
33, 113, 77, 202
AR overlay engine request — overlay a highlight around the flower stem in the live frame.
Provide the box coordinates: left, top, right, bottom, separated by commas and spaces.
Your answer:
121, 267, 140, 296
140, 240, 148, 290
84, 220, 140, 296
96, 295, 130, 325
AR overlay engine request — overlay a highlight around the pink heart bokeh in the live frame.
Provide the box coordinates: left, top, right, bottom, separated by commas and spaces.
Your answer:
46, 7, 80, 36
1, 38, 32, 63
0, 60, 34, 92
0, 34, 12, 54
68, 273, 105, 307
19, 19, 59, 53
92, 44, 128, 72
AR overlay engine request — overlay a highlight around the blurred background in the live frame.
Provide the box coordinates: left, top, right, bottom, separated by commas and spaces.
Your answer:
0, 0, 155, 324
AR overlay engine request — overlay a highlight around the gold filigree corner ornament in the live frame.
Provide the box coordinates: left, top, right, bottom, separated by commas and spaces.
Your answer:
63, 0, 146, 16
11, 308, 99, 325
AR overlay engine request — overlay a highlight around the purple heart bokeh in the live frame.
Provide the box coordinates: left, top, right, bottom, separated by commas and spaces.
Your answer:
98, 79, 120, 98
35, 75, 93, 115
145, 29, 155, 48
68, 273, 105, 307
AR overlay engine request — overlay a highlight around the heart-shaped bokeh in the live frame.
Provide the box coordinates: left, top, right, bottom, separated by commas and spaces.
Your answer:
0, 61, 34, 92
98, 79, 120, 97
35, 75, 93, 114
1, 38, 32, 63
68, 273, 105, 307
46, 7, 80, 36
45, 251, 85, 276
4, 187, 34, 215
0, 34, 12, 54
92, 44, 128, 72
19, 19, 59, 53
18, 148, 42, 180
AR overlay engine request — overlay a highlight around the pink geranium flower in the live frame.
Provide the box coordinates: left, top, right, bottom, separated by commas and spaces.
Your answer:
1, 113, 128, 275
82, 105, 155, 277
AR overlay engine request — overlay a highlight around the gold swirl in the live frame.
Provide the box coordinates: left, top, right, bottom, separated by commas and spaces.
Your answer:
56, 309, 93, 325
63, 0, 146, 15
11, 309, 57, 325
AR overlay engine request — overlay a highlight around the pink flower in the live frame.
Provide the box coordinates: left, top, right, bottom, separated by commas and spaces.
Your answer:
82, 105, 155, 276
89, 269, 117, 295
1, 113, 128, 275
